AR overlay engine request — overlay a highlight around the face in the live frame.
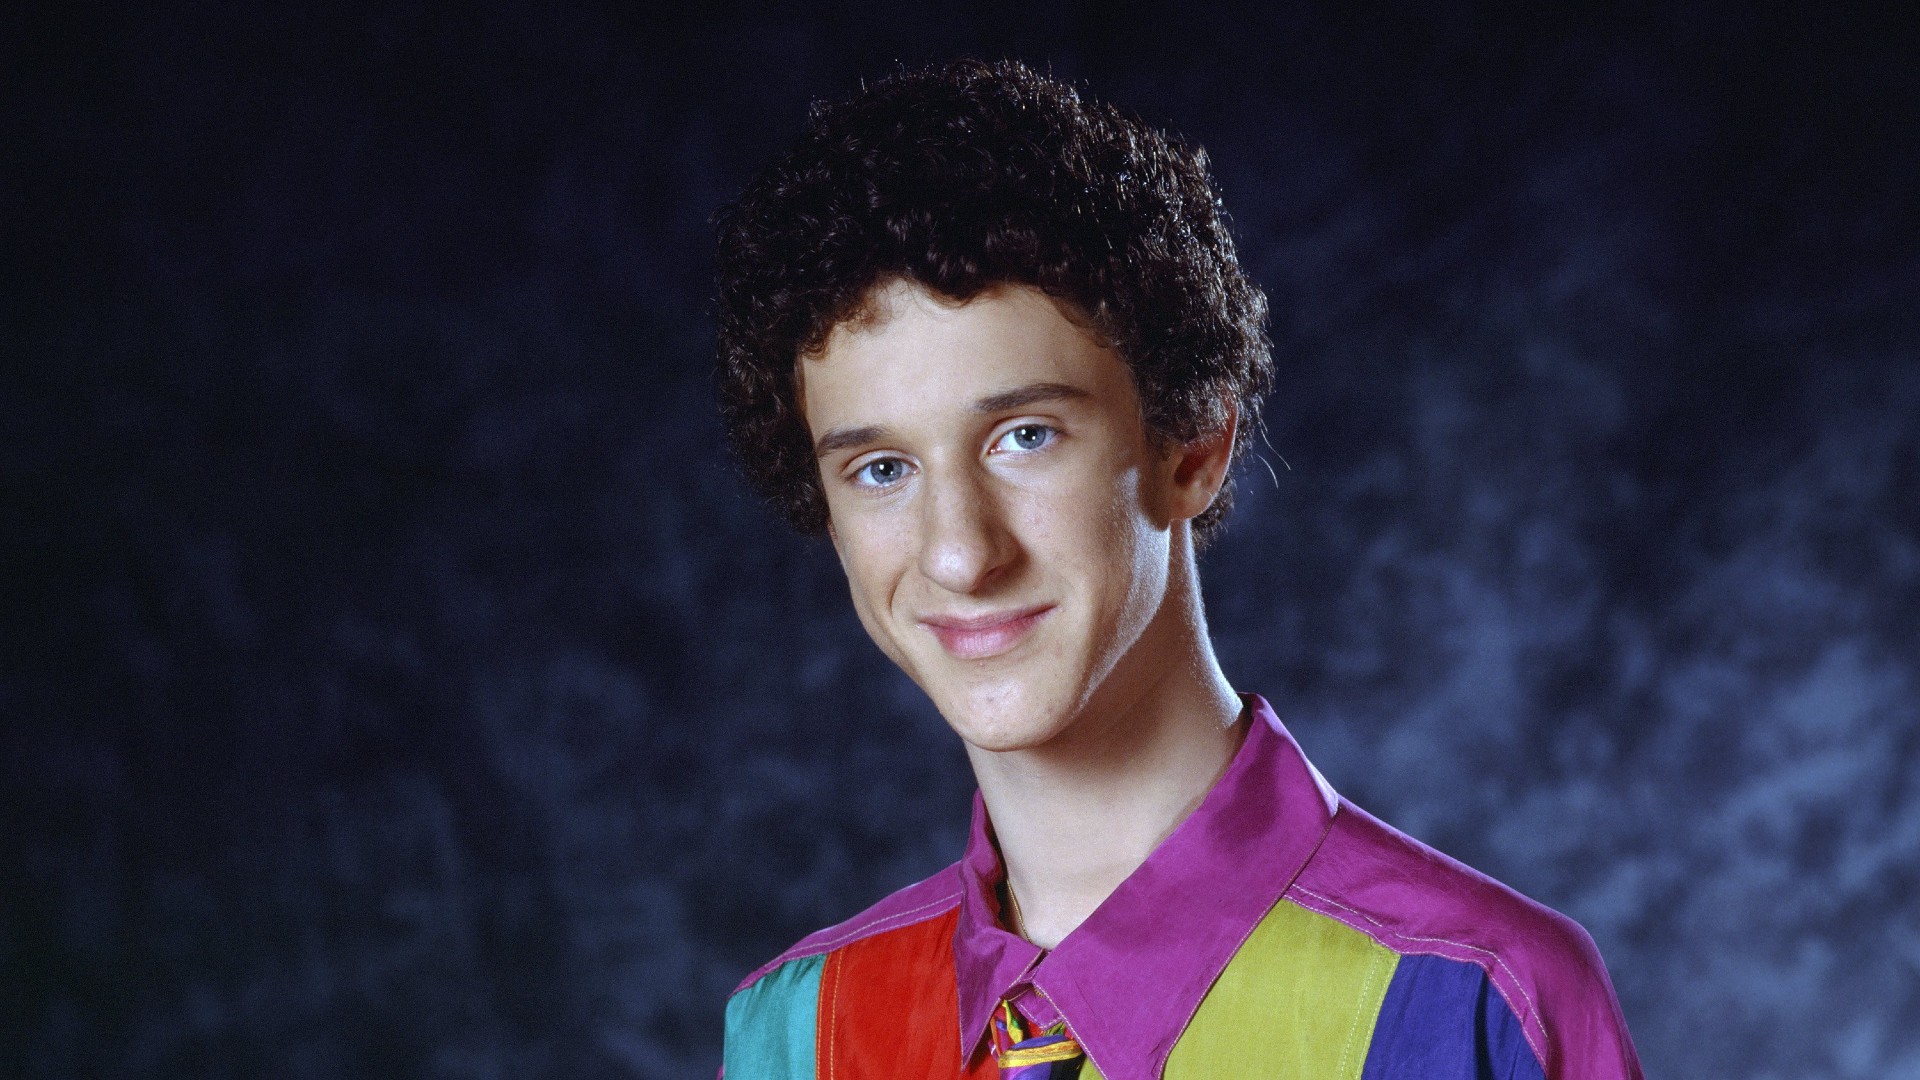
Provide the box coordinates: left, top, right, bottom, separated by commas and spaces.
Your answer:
800, 280, 1221, 753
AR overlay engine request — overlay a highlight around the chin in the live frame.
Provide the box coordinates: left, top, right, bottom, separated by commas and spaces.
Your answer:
934, 681, 1079, 753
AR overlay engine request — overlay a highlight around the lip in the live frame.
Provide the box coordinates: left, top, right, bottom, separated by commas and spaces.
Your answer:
918, 604, 1054, 660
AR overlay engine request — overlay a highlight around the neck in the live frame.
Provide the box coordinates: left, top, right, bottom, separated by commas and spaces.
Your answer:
964, 546, 1243, 949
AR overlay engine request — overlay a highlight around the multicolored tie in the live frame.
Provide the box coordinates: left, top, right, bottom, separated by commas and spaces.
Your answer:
993, 999, 1085, 1078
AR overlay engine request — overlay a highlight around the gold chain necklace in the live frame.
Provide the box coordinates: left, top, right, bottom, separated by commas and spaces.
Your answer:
1003, 879, 1031, 941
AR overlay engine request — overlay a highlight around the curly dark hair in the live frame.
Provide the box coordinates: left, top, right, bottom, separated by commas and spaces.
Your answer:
714, 59, 1272, 549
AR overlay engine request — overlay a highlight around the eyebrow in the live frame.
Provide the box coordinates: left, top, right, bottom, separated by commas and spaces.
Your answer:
812, 381, 1093, 459
973, 381, 1092, 415
813, 424, 890, 458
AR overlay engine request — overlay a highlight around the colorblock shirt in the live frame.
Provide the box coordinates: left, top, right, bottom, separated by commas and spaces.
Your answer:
722, 696, 1642, 1079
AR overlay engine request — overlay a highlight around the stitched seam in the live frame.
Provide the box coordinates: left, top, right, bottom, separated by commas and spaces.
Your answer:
805, 891, 963, 953
1033, 983, 1110, 1080
738, 890, 966, 996
1504, 1012, 1536, 1078
817, 949, 839, 1080
1149, 812, 1341, 1078
1289, 886, 1543, 1032
733, 883, 960, 991
1288, 885, 1551, 1068
1336, 946, 1385, 1079
802, 898, 962, 1078
1341, 947, 1382, 1078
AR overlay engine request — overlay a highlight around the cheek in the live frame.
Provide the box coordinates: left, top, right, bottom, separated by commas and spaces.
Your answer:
1089, 466, 1168, 618
1029, 462, 1158, 590
835, 518, 912, 612
833, 525, 922, 673
1090, 462, 1151, 555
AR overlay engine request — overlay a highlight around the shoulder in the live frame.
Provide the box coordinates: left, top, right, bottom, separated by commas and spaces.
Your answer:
729, 862, 966, 996
723, 865, 968, 1080
1287, 798, 1641, 1080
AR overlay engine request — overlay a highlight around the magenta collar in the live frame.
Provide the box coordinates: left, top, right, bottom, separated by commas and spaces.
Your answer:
950, 694, 1340, 1080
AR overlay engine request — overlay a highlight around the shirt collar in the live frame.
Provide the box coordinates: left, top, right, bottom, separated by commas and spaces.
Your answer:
952, 694, 1340, 1080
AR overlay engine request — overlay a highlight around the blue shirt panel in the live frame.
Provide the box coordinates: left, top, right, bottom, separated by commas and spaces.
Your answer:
1360, 953, 1545, 1080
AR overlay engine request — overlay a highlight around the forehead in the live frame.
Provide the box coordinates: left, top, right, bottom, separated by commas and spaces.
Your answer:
798, 280, 1129, 427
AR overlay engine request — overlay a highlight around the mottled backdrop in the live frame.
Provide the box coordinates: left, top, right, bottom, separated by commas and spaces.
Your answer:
6, 2, 1918, 1078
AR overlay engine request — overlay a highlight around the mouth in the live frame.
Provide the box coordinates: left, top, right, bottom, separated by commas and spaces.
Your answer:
918, 604, 1054, 661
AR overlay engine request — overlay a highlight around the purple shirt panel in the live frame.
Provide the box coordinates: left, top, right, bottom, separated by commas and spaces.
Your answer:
1361, 953, 1545, 1080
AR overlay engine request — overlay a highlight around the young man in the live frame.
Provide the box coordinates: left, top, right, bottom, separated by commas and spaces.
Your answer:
713, 60, 1641, 1080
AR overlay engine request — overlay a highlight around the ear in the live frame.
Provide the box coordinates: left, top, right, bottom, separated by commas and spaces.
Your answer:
1163, 398, 1238, 524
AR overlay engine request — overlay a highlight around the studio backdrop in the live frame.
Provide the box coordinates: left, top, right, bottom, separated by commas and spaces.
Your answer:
7, 3, 1918, 1078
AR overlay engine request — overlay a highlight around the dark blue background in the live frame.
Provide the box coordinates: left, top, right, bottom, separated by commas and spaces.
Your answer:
7, 3, 1918, 1077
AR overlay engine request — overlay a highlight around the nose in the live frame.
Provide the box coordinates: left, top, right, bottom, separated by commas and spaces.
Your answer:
917, 464, 1018, 595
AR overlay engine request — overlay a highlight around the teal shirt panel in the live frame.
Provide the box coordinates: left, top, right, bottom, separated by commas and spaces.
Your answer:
723, 954, 825, 1080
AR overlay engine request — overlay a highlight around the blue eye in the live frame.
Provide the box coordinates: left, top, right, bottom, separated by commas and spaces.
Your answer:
854, 457, 910, 487
997, 424, 1055, 453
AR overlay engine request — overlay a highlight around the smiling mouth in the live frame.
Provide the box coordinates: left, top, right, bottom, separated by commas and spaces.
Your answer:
919, 605, 1054, 660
